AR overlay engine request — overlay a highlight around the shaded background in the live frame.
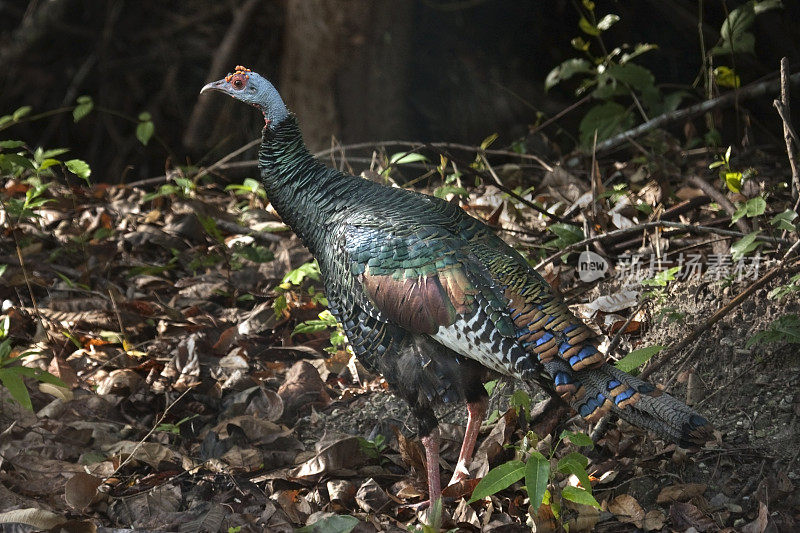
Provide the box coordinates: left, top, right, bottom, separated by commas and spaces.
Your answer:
1, 0, 798, 182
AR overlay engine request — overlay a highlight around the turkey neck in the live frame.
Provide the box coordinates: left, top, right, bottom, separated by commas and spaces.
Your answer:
257, 114, 358, 255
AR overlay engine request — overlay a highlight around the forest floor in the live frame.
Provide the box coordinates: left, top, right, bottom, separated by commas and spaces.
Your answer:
1, 142, 799, 532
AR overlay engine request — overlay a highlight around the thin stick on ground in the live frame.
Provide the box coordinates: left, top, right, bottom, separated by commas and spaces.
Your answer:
534, 220, 790, 270
107, 386, 195, 480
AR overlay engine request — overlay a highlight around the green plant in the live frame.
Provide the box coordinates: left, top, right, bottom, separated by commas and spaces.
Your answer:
468, 429, 599, 524
0, 316, 66, 410
545, 1, 684, 148
156, 414, 199, 437
225, 177, 267, 209
292, 309, 346, 354
640, 265, 681, 304
746, 314, 800, 348
142, 174, 196, 201
272, 260, 326, 318
433, 154, 469, 202
768, 273, 800, 300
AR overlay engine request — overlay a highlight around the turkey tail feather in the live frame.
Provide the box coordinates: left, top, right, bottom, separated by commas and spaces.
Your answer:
573, 363, 712, 447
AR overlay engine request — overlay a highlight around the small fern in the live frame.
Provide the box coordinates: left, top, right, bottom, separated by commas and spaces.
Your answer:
746, 314, 800, 348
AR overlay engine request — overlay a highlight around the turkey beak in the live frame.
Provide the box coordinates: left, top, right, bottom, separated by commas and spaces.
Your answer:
200, 79, 226, 95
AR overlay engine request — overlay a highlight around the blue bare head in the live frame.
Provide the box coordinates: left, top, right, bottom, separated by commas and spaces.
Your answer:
200, 66, 288, 129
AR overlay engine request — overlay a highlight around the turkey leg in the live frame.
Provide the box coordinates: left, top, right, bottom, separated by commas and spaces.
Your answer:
421, 428, 442, 505
448, 396, 488, 486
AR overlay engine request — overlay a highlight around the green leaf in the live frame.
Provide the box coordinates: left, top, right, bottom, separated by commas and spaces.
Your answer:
480, 133, 499, 150
615, 345, 665, 373
596, 13, 620, 30
561, 485, 600, 508
579, 101, 634, 147
136, 112, 155, 146
525, 451, 550, 510
295, 514, 360, 533
0, 368, 33, 410
41, 147, 69, 159
620, 43, 659, 63
710, 0, 780, 56
65, 159, 91, 180
281, 261, 321, 287
389, 152, 427, 165
292, 320, 332, 336
509, 389, 531, 416
605, 63, 655, 93
641, 266, 681, 287
12, 106, 32, 121
724, 171, 743, 193
770, 209, 797, 232
713, 66, 741, 89
1, 153, 35, 170
768, 273, 800, 300
570, 37, 591, 52
561, 431, 594, 448
545, 58, 593, 91
557, 452, 592, 490
469, 460, 526, 503
731, 231, 761, 261
73, 95, 94, 122
0, 140, 25, 149
578, 16, 600, 36
38, 158, 61, 171
737, 197, 766, 222
0, 265, 6, 278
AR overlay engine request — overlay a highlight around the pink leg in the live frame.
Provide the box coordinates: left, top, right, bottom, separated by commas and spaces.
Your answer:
421, 429, 442, 505
448, 397, 488, 486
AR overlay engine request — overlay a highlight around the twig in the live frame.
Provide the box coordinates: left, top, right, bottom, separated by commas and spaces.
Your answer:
534, 220, 789, 270
596, 71, 800, 153
108, 386, 194, 479
127, 138, 261, 188
313, 140, 554, 171
773, 58, 800, 214
606, 300, 646, 356
688, 175, 750, 234
641, 243, 800, 380
424, 145, 568, 223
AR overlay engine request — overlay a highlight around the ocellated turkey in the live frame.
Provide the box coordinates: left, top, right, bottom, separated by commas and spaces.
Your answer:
201, 66, 712, 506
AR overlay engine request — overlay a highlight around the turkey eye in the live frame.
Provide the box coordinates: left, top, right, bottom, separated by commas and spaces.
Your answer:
232, 78, 244, 89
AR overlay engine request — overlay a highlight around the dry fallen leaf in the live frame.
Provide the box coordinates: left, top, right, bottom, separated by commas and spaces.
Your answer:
741, 501, 769, 533
290, 434, 368, 478
656, 482, 707, 503
608, 494, 645, 527
65, 472, 103, 510
669, 501, 716, 532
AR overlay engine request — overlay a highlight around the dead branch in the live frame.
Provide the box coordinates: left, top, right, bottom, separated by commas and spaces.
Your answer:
534, 220, 789, 270
774, 58, 800, 214
688, 175, 751, 234
596, 71, 800, 153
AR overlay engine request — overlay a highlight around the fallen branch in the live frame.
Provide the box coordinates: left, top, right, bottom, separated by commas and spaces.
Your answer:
596, 71, 800, 153
534, 220, 790, 270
